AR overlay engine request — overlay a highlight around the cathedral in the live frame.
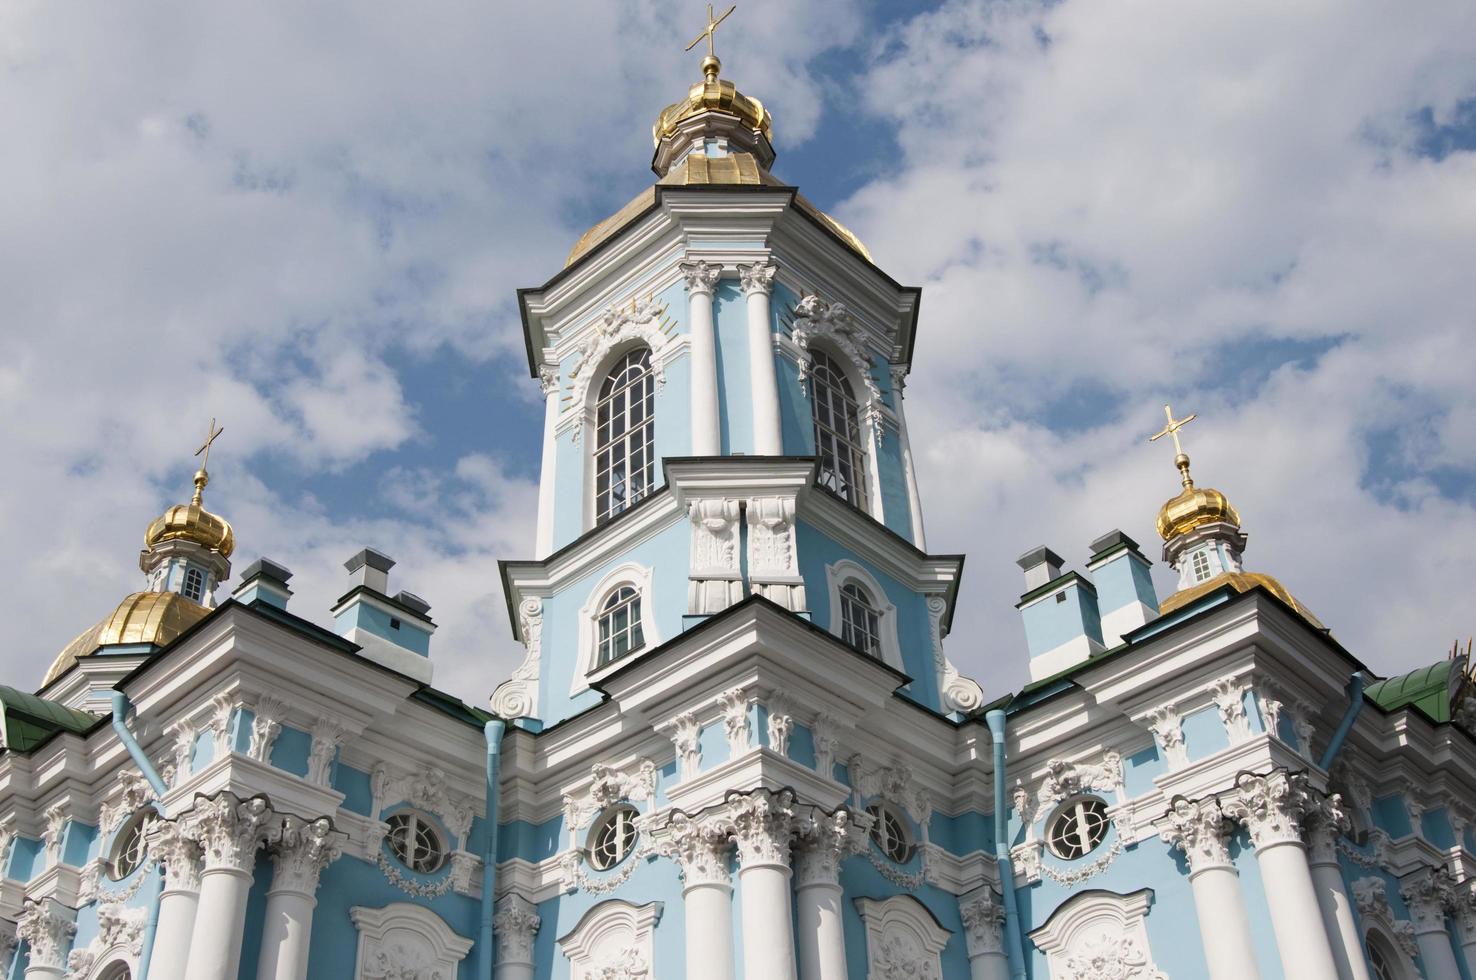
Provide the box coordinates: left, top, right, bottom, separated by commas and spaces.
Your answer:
4, 17, 1476, 980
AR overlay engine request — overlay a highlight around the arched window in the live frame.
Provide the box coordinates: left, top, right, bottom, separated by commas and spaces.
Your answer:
1046, 797, 1111, 859
839, 582, 882, 657
865, 802, 913, 863
587, 804, 640, 871
385, 811, 447, 874
811, 350, 868, 509
1366, 938, 1396, 980
595, 349, 655, 525
108, 810, 154, 881
597, 587, 644, 668
182, 566, 205, 602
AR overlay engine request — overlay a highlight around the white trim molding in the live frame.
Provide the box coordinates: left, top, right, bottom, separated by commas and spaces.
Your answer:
557, 900, 664, 980
558, 296, 676, 444
349, 902, 474, 980
573, 563, 660, 695
1028, 888, 1166, 980
854, 894, 951, 980
824, 560, 903, 672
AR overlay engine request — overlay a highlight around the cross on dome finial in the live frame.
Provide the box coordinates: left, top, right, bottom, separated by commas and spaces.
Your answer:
192, 417, 224, 505
686, 4, 737, 81
1148, 404, 1197, 489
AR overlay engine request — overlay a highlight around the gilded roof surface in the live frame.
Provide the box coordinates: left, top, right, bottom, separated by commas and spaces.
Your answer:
1158, 570, 1324, 630
145, 499, 235, 558
1155, 484, 1240, 540
653, 74, 772, 147
45, 591, 212, 686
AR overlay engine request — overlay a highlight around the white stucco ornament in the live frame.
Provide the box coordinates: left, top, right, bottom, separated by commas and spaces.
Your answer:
563, 297, 672, 443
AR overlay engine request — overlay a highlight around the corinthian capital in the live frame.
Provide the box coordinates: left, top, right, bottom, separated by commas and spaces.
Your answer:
793, 806, 870, 888
15, 898, 76, 971
1223, 769, 1313, 849
960, 889, 1006, 958
1304, 792, 1350, 866
1157, 796, 1232, 872
679, 259, 722, 297
147, 818, 203, 893
184, 792, 273, 873
737, 260, 778, 297
1401, 867, 1458, 935
494, 894, 542, 966
656, 810, 733, 889
266, 815, 343, 896
726, 788, 799, 869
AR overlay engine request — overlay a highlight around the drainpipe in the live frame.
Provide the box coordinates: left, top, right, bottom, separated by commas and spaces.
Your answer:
479, 719, 506, 979
1318, 672, 1369, 771
110, 690, 169, 980
985, 709, 1028, 980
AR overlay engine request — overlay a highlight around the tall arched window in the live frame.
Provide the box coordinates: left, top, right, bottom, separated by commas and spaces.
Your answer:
839, 581, 882, 657
597, 586, 644, 668
595, 349, 655, 525
182, 566, 205, 602
811, 351, 868, 509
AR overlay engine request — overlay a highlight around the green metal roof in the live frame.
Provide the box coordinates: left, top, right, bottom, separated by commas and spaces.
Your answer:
1366, 659, 1460, 723
0, 685, 102, 753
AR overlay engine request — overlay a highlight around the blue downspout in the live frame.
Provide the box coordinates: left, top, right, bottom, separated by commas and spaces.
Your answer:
479, 719, 506, 979
6, 940, 27, 980
986, 709, 1028, 980
1319, 672, 1369, 770
111, 690, 169, 980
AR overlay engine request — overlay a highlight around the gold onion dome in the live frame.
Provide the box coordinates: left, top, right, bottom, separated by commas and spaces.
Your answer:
44, 591, 212, 686
1156, 482, 1241, 541
144, 468, 235, 558
653, 55, 772, 148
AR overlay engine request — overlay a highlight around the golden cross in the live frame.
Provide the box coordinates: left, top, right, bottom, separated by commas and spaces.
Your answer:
686, 4, 737, 60
195, 417, 224, 471
1148, 404, 1196, 457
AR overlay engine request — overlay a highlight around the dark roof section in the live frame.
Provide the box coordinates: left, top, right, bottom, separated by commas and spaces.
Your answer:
0, 686, 104, 753
1366, 659, 1461, 724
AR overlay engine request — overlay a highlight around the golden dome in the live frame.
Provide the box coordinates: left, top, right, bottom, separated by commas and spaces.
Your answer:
1156, 484, 1241, 540
653, 67, 772, 149
144, 469, 235, 558
1159, 570, 1324, 630
44, 591, 212, 687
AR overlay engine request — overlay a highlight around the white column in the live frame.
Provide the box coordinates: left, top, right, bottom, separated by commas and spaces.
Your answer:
183, 794, 272, 980
14, 899, 75, 980
681, 259, 723, 456
1454, 892, 1476, 977
891, 372, 928, 550
534, 364, 560, 558
730, 789, 798, 980
148, 820, 204, 980
660, 811, 735, 980
794, 811, 863, 980
1306, 810, 1371, 980
494, 894, 542, 980
960, 889, 1009, 980
1227, 771, 1340, 980
738, 260, 782, 456
257, 816, 341, 980
1157, 797, 1262, 980
1402, 869, 1462, 980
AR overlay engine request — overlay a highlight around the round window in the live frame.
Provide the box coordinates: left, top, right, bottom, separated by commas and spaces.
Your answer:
109, 811, 153, 881
385, 811, 446, 874
588, 805, 640, 871
865, 803, 911, 863
1046, 797, 1111, 860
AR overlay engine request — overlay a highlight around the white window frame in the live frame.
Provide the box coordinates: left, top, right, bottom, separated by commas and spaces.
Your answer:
583, 344, 658, 532
181, 565, 206, 602
558, 900, 664, 980
586, 803, 641, 871
383, 808, 448, 874
854, 895, 950, 979
573, 563, 660, 695
824, 560, 902, 671
1045, 796, 1111, 860
349, 903, 474, 980
107, 809, 154, 881
1028, 888, 1166, 980
864, 800, 915, 864
809, 348, 872, 513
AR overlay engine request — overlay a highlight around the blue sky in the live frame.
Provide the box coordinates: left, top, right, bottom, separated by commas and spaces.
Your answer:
3, 0, 1475, 704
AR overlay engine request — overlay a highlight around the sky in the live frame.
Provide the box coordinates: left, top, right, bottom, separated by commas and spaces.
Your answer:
2, 0, 1474, 706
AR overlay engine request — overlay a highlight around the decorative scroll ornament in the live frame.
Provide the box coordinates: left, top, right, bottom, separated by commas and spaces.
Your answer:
209, 691, 236, 755
927, 595, 983, 714
1146, 705, 1187, 768
41, 802, 67, 860
719, 687, 752, 756
1223, 769, 1313, 848
812, 714, 840, 778
491, 598, 544, 719
1035, 752, 1124, 817
1063, 933, 1166, 980
249, 695, 285, 762
168, 720, 196, 787
766, 695, 794, 755
1353, 877, 1421, 957
1211, 676, 1252, 743
860, 763, 933, 826
790, 294, 888, 439
1157, 796, 1232, 871
668, 710, 701, 782
745, 496, 805, 611
564, 297, 672, 442
371, 764, 477, 845
100, 770, 157, 835
64, 904, 145, 978
562, 760, 658, 833
961, 890, 1007, 958
307, 719, 345, 786
688, 499, 743, 615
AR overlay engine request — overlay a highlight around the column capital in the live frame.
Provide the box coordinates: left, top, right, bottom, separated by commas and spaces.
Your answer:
494, 893, 542, 967
265, 815, 344, 897
679, 259, 723, 298
960, 889, 1006, 958
1400, 866, 1458, 935
182, 792, 273, 874
736, 260, 779, 297
655, 810, 734, 889
1223, 769, 1313, 849
793, 806, 870, 888
15, 897, 77, 972
538, 363, 560, 397
1304, 793, 1351, 867
725, 788, 800, 869
148, 818, 204, 893
1157, 795, 1233, 872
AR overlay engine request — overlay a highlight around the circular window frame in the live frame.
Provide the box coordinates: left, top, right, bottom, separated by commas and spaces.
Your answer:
384, 809, 448, 875
1045, 796, 1112, 861
586, 804, 641, 872
108, 809, 154, 881
864, 801, 914, 864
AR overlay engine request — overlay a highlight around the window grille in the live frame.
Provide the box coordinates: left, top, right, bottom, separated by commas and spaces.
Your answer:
386, 811, 446, 874
839, 582, 882, 657
811, 351, 868, 509
865, 803, 911, 863
1046, 797, 1111, 859
109, 811, 153, 881
595, 349, 655, 525
589, 805, 639, 871
597, 586, 645, 668
1191, 549, 1212, 583
182, 566, 205, 602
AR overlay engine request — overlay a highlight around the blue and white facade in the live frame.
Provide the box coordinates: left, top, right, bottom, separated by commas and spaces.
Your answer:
4, 58, 1476, 980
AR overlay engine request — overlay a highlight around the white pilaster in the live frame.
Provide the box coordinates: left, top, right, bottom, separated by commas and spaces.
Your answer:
960, 890, 1009, 980
1454, 888, 1476, 977
890, 370, 928, 550
148, 820, 204, 980
738, 260, 783, 456
535, 365, 560, 558
794, 810, 865, 980
659, 811, 735, 980
1401, 868, 1462, 980
1226, 771, 1339, 980
681, 260, 722, 456
1306, 805, 1370, 980
183, 794, 272, 980
730, 789, 799, 980
257, 816, 342, 980
494, 894, 541, 980
1157, 796, 1262, 980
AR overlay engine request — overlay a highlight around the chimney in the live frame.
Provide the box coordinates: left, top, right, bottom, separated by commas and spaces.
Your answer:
1015, 545, 1104, 681
230, 558, 294, 610
331, 549, 435, 684
1086, 530, 1159, 647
